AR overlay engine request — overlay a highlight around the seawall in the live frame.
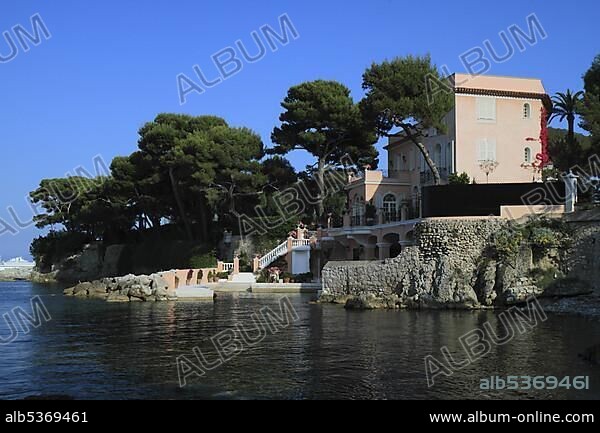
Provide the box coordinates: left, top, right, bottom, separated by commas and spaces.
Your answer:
322, 216, 597, 310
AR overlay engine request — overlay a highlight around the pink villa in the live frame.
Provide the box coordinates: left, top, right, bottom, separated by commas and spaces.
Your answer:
318, 73, 564, 263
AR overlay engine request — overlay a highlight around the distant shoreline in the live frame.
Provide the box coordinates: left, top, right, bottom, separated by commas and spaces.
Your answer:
0, 268, 33, 282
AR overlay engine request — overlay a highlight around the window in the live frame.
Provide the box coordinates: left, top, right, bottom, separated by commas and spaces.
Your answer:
477, 138, 497, 162
524, 147, 532, 163
383, 194, 397, 222
477, 97, 496, 121
434, 144, 442, 168
523, 103, 531, 119
352, 196, 365, 226
446, 142, 453, 172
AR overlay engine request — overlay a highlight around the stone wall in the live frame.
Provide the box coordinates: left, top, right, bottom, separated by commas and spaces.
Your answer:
53, 243, 105, 283
322, 217, 593, 310
566, 222, 600, 292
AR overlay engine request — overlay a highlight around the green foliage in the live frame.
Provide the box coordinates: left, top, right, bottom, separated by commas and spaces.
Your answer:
580, 54, 600, 145
271, 80, 378, 166
29, 113, 305, 271
360, 55, 454, 136
189, 250, 217, 269
365, 203, 377, 219
237, 252, 253, 273
256, 269, 270, 283
448, 172, 471, 185
293, 272, 314, 283
492, 226, 525, 260
491, 218, 572, 261
270, 80, 378, 218
30, 231, 93, 271
529, 227, 563, 249
360, 55, 454, 185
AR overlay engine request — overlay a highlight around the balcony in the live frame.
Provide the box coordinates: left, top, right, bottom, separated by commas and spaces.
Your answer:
348, 205, 419, 228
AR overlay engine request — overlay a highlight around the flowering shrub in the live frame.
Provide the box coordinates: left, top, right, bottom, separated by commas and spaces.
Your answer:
530, 227, 563, 249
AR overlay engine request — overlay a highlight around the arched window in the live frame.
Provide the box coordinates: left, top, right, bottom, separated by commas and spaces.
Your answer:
446, 142, 453, 171
524, 147, 532, 163
523, 103, 531, 119
383, 194, 397, 223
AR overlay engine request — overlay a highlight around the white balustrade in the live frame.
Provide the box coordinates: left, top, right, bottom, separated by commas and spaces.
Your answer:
259, 241, 289, 269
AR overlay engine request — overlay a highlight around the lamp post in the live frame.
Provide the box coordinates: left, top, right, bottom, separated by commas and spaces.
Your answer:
479, 160, 499, 184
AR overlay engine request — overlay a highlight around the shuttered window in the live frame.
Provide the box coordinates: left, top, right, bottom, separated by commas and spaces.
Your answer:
477, 138, 497, 161
477, 97, 496, 121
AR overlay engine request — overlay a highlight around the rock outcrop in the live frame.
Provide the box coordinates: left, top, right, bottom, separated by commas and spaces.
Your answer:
63, 273, 175, 302
0, 268, 33, 281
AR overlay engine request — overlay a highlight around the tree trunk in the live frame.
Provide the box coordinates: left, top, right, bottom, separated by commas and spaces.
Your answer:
567, 114, 575, 144
315, 159, 326, 221
404, 129, 441, 185
168, 167, 193, 240
196, 196, 209, 242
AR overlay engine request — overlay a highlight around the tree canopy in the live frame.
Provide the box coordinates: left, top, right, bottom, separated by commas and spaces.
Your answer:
581, 54, 600, 150
29, 114, 299, 266
360, 55, 454, 185
270, 79, 378, 218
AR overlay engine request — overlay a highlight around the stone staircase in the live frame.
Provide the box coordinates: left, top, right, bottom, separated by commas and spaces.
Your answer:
256, 239, 312, 270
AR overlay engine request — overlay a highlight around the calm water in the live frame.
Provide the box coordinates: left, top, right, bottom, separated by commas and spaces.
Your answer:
0, 281, 599, 400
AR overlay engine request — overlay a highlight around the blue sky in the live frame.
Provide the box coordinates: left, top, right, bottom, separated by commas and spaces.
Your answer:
1, 0, 599, 259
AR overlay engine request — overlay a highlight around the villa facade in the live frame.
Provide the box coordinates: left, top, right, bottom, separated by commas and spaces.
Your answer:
320, 74, 556, 262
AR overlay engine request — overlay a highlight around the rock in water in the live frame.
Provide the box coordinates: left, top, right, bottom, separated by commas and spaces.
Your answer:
106, 293, 130, 303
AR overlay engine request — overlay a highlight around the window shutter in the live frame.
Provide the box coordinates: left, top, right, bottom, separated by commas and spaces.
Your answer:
477, 97, 496, 121
477, 138, 497, 161
488, 138, 497, 161
478, 138, 487, 161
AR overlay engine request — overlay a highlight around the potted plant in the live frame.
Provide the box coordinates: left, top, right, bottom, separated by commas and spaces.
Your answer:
365, 203, 377, 226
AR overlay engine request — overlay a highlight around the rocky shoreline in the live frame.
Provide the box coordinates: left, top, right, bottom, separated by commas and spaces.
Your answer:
63, 273, 176, 302
0, 268, 33, 282
318, 292, 600, 320
540, 294, 600, 320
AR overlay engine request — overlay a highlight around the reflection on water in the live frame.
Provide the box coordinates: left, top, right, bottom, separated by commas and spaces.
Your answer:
0, 282, 599, 400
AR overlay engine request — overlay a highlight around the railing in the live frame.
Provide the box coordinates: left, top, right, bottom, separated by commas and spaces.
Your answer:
380, 169, 414, 178
222, 263, 234, 272
292, 239, 310, 247
346, 206, 420, 228
349, 169, 414, 183
259, 241, 289, 269
351, 215, 365, 227
381, 211, 400, 224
